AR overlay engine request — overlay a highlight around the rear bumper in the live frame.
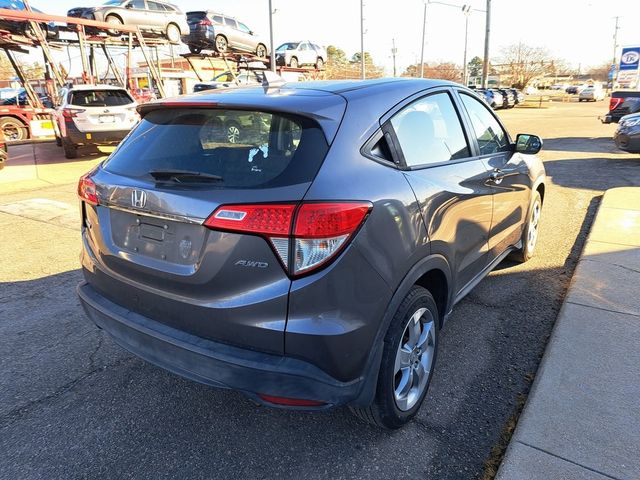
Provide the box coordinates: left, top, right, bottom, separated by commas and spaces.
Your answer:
77, 282, 364, 408
65, 124, 130, 146
185, 28, 214, 46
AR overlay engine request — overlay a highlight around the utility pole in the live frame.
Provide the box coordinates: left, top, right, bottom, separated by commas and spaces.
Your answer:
462, 5, 471, 86
268, 0, 275, 72
360, 0, 365, 79
419, 2, 427, 78
611, 16, 620, 69
481, 0, 491, 88
391, 38, 397, 77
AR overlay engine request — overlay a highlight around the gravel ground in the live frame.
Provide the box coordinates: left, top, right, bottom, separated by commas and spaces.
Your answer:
1, 100, 639, 480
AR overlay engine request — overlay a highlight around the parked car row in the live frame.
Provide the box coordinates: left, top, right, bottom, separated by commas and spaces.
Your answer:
475, 88, 524, 110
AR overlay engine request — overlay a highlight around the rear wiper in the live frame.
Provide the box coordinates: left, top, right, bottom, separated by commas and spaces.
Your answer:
149, 169, 223, 183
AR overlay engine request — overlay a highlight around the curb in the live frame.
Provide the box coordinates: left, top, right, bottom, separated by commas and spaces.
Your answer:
496, 187, 640, 480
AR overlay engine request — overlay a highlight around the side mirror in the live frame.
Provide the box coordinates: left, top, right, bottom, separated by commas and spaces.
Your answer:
125, 3, 133, 8
515, 133, 542, 155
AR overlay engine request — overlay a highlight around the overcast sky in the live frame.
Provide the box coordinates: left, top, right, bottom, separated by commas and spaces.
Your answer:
26, 0, 640, 74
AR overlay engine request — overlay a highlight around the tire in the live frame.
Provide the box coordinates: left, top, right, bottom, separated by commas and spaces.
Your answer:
62, 138, 78, 159
315, 57, 324, 69
289, 56, 299, 68
188, 44, 202, 55
225, 121, 241, 144
166, 23, 180, 44
55, 135, 62, 147
351, 286, 439, 429
0, 117, 27, 141
106, 15, 123, 36
510, 191, 542, 263
256, 44, 267, 58
214, 35, 228, 53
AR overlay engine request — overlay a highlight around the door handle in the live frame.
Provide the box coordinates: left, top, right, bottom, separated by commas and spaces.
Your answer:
490, 169, 504, 185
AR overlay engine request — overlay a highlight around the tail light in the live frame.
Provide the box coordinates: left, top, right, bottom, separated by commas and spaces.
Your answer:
199, 18, 213, 26
77, 173, 98, 206
62, 108, 85, 122
609, 97, 623, 112
204, 202, 372, 277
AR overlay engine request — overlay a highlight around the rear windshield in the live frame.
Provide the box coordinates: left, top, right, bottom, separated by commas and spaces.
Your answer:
187, 11, 206, 21
70, 89, 134, 107
103, 108, 329, 189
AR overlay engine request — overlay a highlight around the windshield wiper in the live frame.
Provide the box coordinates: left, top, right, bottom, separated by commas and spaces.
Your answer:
149, 169, 223, 183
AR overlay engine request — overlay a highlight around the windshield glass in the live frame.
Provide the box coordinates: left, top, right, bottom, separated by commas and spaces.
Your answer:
103, 0, 125, 5
103, 108, 329, 189
276, 42, 299, 52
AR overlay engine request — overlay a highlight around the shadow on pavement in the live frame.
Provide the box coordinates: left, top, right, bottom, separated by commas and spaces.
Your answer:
541, 136, 620, 154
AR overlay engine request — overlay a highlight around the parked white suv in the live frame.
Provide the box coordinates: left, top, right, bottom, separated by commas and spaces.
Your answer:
275, 41, 327, 69
54, 85, 138, 159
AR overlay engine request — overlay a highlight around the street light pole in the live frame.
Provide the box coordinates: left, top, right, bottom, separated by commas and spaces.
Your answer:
360, 0, 365, 79
268, 0, 275, 72
391, 38, 398, 77
419, 2, 427, 78
481, 0, 491, 88
462, 5, 471, 86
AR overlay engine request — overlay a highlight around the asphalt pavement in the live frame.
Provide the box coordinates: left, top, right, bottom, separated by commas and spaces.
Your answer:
1, 100, 639, 480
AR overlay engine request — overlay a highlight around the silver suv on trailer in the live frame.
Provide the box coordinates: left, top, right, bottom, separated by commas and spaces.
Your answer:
68, 0, 189, 44
275, 41, 327, 69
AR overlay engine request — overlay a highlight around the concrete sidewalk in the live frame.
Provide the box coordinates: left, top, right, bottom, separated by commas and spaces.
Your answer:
497, 187, 640, 480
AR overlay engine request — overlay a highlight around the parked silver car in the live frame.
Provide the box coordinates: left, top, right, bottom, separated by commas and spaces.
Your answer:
185, 10, 269, 57
68, 0, 189, 44
275, 41, 327, 69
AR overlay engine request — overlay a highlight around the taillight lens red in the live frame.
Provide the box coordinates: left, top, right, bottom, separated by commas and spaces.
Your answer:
62, 108, 86, 122
609, 97, 623, 111
77, 174, 98, 206
204, 202, 372, 277
199, 18, 213, 26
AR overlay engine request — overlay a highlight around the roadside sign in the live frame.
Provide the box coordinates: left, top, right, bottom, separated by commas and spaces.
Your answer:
608, 64, 616, 81
619, 46, 640, 71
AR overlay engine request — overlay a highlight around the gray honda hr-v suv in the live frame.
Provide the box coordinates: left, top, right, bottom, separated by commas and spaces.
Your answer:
77, 78, 545, 429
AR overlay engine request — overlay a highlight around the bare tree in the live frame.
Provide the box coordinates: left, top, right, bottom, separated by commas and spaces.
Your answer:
587, 62, 611, 82
497, 43, 558, 89
402, 61, 462, 81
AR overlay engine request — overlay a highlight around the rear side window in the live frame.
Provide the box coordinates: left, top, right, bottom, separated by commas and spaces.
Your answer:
224, 17, 238, 28
103, 108, 329, 189
460, 93, 510, 155
391, 92, 470, 167
212, 15, 223, 23
69, 89, 134, 107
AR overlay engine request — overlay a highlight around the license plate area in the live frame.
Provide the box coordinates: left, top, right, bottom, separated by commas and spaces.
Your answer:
99, 115, 115, 123
108, 209, 206, 265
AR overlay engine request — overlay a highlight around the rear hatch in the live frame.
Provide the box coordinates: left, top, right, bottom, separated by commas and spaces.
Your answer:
609, 91, 640, 117
69, 88, 138, 133
81, 102, 339, 354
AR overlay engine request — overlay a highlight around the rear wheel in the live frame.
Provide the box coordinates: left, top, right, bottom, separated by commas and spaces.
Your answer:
62, 138, 78, 159
215, 35, 228, 53
0, 117, 27, 141
106, 15, 123, 36
315, 57, 324, 69
188, 44, 202, 54
289, 56, 299, 68
256, 43, 267, 58
510, 191, 542, 263
166, 23, 180, 44
351, 286, 439, 429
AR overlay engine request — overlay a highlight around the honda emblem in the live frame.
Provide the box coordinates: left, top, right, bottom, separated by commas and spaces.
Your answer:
131, 190, 147, 209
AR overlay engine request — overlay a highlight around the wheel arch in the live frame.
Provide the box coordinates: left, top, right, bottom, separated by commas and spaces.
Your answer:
105, 12, 124, 23
351, 254, 453, 406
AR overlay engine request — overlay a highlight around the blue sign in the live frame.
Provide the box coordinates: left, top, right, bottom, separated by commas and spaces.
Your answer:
619, 47, 640, 71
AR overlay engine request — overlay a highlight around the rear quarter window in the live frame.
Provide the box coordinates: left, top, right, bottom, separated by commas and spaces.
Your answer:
103, 108, 329, 189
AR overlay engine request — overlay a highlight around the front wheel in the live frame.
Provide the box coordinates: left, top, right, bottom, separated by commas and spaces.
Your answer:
315, 57, 324, 69
289, 56, 299, 68
351, 286, 439, 429
510, 191, 542, 263
225, 121, 241, 144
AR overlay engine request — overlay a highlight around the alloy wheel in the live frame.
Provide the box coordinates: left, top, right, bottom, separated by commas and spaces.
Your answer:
393, 307, 436, 411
